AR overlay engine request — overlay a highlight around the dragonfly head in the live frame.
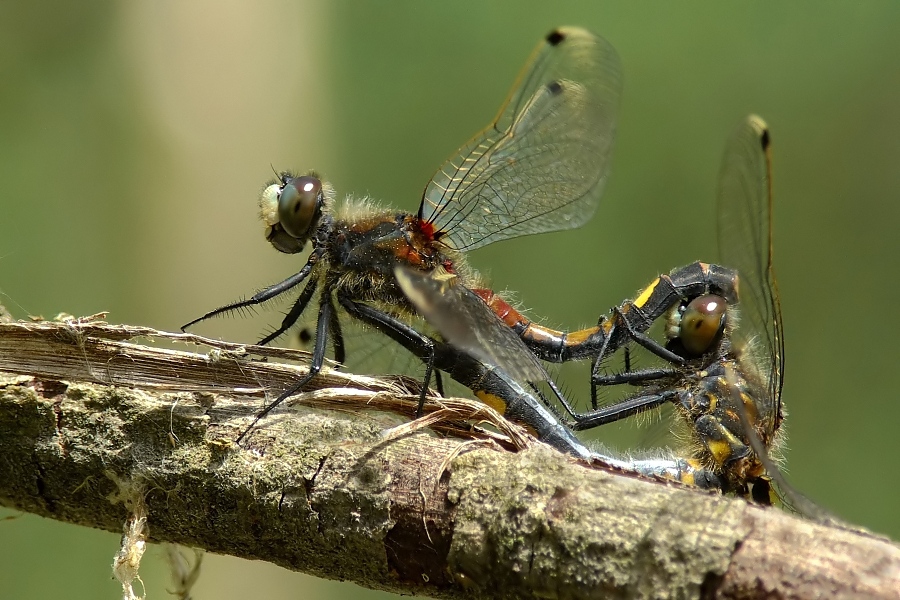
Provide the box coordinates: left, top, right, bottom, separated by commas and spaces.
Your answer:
666, 294, 729, 358
259, 171, 333, 254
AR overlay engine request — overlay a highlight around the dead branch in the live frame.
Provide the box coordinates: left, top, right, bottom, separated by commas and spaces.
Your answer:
0, 316, 898, 600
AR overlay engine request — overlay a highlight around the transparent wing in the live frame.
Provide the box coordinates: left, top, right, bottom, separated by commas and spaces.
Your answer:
283, 289, 474, 399
331, 311, 474, 399
716, 114, 784, 430
420, 27, 622, 251
394, 266, 551, 384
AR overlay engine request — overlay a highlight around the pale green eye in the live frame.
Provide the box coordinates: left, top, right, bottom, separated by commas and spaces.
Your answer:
678, 294, 727, 356
278, 175, 322, 239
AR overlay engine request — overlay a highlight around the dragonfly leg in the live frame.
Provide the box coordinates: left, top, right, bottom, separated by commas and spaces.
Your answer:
182, 250, 323, 331
256, 274, 320, 346
337, 295, 438, 418
236, 291, 334, 443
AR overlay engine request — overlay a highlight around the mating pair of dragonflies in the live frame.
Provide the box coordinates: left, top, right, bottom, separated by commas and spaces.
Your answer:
184, 27, 785, 504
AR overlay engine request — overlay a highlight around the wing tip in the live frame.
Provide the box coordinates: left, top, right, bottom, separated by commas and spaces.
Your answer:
747, 114, 771, 151
546, 29, 566, 46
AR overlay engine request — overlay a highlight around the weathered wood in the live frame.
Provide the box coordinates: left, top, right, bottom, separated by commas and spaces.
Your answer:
0, 317, 898, 599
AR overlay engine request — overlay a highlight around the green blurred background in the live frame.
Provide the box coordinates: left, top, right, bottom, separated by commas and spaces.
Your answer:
2, 2, 899, 598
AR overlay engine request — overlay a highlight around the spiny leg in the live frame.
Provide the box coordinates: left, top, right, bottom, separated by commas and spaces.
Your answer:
588, 320, 615, 410
593, 367, 681, 386
236, 292, 334, 443
529, 375, 583, 422
590, 306, 686, 404
609, 306, 687, 365
572, 388, 680, 431
434, 370, 444, 397
256, 274, 320, 346
182, 253, 321, 331
337, 295, 437, 417
329, 302, 346, 365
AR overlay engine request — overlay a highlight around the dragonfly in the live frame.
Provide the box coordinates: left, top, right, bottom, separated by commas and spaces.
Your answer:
182, 26, 623, 442
586, 115, 784, 500
402, 115, 789, 501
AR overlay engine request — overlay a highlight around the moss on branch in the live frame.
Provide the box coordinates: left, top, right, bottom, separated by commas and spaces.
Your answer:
0, 316, 898, 599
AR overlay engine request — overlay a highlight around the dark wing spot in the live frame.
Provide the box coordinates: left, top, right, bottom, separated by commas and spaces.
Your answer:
547, 80, 564, 95
760, 129, 771, 150
546, 29, 566, 46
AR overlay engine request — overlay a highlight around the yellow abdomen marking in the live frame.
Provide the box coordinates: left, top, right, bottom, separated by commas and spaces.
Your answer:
633, 278, 661, 309
475, 391, 508, 414
706, 439, 733, 467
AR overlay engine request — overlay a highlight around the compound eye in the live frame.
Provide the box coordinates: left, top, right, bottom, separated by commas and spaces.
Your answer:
679, 294, 727, 356
278, 175, 322, 239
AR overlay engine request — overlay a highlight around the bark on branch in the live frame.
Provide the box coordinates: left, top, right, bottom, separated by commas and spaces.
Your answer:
0, 315, 898, 599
